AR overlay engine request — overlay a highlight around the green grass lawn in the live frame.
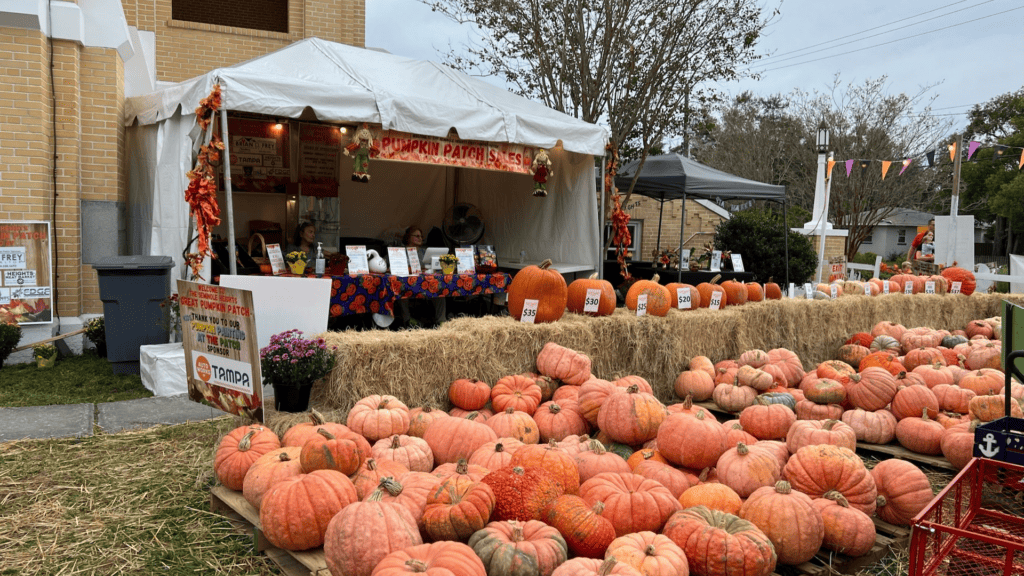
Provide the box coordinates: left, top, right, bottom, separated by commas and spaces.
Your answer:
0, 352, 153, 408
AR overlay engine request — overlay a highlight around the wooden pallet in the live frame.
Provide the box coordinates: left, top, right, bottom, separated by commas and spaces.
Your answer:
693, 401, 958, 472
210, 485, 330, 576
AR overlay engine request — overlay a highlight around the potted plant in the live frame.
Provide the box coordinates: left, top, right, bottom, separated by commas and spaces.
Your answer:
0, 318, 21, 370
33, 343, 58, 368
438, 253, 459, 275
84, 317, 107, 358
285, 250, 307, 275
260, 329, 337, 412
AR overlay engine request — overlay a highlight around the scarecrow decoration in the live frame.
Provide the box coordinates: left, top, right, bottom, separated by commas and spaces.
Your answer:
345, 123, 379, 183
531, 149, 553, 197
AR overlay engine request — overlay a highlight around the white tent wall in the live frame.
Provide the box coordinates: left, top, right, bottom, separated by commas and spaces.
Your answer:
333, 160, 449, 240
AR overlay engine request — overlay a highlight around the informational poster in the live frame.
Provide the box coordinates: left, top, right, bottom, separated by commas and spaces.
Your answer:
0, 221, 52, 324
828, 256, 847, 283
679, 249, 690, 270
299, 123, 341, 198
346, 246, 369, 274
407, 248, 422, 275
178, 280, 263, 422
455, 247, 476, 274
710, 251, 722, 272
388, 247, 410, 276
225, 117, 291, 193
267, 244, 285, 275
730, 254, 744, 272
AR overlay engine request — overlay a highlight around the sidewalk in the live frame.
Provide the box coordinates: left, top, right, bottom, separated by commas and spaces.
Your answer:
0, 394, 232, 443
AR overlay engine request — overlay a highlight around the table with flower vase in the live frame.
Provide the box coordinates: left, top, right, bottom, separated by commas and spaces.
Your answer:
275, 272, 512, 318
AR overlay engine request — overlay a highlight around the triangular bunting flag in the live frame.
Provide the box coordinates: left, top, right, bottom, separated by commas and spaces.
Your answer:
1019, 149, 1024, 170
967, 141, 981, 161
926, 151, 935, 167
845, 159, 855, 177
859, 160, 870, 177
949, 141, 957, 162
881, 160, 892, 180
827, 159, 836, 179
899, 158, 914, 176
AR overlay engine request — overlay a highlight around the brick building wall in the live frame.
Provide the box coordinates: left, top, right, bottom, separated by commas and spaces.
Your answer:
619, 196, 726, 261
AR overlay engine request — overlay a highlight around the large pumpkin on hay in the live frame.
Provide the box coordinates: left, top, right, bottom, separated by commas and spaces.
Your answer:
720, 279, 747, 307
626, 275, 672, 316
665, 282, 701, 310
696, 275, 727, 309
507, 259, 568, 323
941, 266, 976, 295
763, 278, 783, 300
567, 274, 616, 317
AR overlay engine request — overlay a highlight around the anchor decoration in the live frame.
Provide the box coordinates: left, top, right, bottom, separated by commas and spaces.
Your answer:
977, 432, 1000, 458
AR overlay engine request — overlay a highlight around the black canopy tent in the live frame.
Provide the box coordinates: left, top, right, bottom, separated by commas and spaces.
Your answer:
615, 153, 790, 286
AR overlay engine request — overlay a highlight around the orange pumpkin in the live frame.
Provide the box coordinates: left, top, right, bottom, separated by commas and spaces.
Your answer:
423, 415, 499, 465
214, 425, 281, 491
895, 408, 946, 455
486, 408, 541, 444
626, 275, 672, 317
491, 374, 544, 415
511, 440, 580, 495
534, 400, 589, 442
370, 542, 486, 576
408, 407, 449, 438
579, 472, 681, 536
448, 378, 492, 411
421, 477, 496, 541
507, 259, 568, 323
720, 279, 748, 307
665, 282, 701, 311
259, 470, 359, 551
596, 384, 666, 445
281, 410, 355, 448
469, 520, 569, 576
941, 266, 976, 295
782, 444, 878, 515
323, 488, 422, 576
468, 438, 523, 470
371, 434, 434, 472
661, 506, 777, 576
242, 447, 304, 509
745, 282, 764, 302
695, 275, 727, 309
715, 442, 781, 499
813, 491, 876, 557
350, 458, 410, 499
483, 465, 564, 522
575, 441, 632, 483
536, 342, 592, 386
300, 428, 366, 475
673, 370, 715, 402
763, 277, 783, 300
346, 395, 411, 442
604, 531, 690, 576
567, 273, 616, 316
739, 481, 824, 566
841, 408, 897, 445
543, 495, 617, 559
870, 459, 934, 526
657, 411, 728, 470
941, 420, 979, 470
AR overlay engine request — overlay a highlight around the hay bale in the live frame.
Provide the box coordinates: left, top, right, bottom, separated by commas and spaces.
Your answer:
311, 293, 1024, 411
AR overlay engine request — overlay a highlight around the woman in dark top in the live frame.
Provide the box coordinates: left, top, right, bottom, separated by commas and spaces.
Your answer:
288, 221, 317, 256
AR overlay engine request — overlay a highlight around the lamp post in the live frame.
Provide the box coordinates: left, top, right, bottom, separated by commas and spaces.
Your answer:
813, 121, 832, 285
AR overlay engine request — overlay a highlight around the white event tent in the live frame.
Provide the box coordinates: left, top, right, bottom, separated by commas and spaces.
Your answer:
123, 38, 609, 280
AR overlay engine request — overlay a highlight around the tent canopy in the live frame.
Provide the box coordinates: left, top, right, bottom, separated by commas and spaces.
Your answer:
615, 153, 786, 202
126, 38, 608, 156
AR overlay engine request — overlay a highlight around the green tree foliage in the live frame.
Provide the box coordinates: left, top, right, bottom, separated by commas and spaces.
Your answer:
712, 209, 817, 285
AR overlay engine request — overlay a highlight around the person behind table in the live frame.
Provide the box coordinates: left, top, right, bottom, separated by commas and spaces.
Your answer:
402, 225, 426, 265
907, 218, 935, 262
288, 221, 334, 259
397, 224, 445, 328
916, 231, 935, 262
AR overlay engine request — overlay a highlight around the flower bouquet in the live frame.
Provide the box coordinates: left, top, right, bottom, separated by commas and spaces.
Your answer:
438, 253, 459, 275
33, 343, 57, 368
260, 329, 337, 412
84, 317, 106, 357
285, 251, 307, 275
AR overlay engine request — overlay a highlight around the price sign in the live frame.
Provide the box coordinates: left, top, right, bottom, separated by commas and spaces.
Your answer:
388, 247, 410, 276
951, 281, 962, 294
709, 291, 723, 310
904, 281, 914, 294
883, 281, 890, 294
267, 244, 285, 275
346, 246, 369, 275
679, 249, 691, 270
636, 294, 648, 316
830, 284, 838, 299
789, 283, 796, 299
710, 251, 722, 272
804, 282, 814, 299
407, 247, 422, 275
455, 247, 476, 274
925, 281, 936, 295
520, 299, 539, 324
730, 254, 744, 272
583, 288, 602, 313
676, 288, 692, 309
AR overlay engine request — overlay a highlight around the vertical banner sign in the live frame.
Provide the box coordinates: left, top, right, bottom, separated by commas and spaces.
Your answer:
178, 280, 264, 422
828, 256, 847, 283
0, 221, 52, 324
299, 123, 341, 198
225, 117, 291, 193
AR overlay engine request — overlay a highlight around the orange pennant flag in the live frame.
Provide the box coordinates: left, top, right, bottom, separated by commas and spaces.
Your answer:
827, 159, 836, 179
881, 161, 891, 180
949, 141, 957, 162
1020, 149, 1024, 170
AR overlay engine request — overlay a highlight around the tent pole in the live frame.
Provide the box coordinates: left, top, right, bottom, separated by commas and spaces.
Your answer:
677, 194, 687, 283
219, 108, 237, 275
599, 154, 606, 280
783, 197, 790, 290
656, 200, 664, 256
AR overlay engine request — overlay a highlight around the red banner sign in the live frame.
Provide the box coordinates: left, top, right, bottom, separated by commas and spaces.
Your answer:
369, 129, 537, 175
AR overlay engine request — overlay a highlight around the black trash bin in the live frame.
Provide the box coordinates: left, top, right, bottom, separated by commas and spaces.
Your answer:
92, 256, 175, 374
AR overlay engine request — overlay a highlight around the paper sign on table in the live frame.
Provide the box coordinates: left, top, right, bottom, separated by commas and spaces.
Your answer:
804, 282, 814, 299
789, 283, 796, 298
388, 247, 410, 276
583, 288, 602, 313
346, 246, 369, 275
710, 251, 722, 272
730, 254, 744, 272
455, 247, 476, 274
520, 299, 539, 324
883, 281, 890, 294
830, 284, 838, 299
925, 281, 936, 295
636, 294, 648, 316
904, 281, 914, 294
708, 291, 723, 310
950, 281, 962, 294
679, 249, 691, 270
267, 244, 285, 275
676, 288, 691, 309
407, 248, 422, 275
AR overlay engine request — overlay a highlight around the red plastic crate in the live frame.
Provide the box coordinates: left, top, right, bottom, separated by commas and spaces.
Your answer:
910, 458, 1024, 576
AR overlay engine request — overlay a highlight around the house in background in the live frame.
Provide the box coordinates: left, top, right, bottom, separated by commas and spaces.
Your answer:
857, 208, 988, 260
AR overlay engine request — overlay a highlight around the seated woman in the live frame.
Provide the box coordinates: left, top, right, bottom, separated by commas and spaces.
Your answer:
915, 231, 935, 263
288, 221, 335, 259
395, 225, 446, 328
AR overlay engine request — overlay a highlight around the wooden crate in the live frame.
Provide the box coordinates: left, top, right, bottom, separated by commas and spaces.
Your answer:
210, 485, 330, 576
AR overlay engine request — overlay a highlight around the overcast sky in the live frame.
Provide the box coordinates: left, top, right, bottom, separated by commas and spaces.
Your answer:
367, 0, 1023, 141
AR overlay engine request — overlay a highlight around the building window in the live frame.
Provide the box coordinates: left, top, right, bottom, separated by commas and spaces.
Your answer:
604, 221, 642, 261
897, 229, 907, 245
863, 233, 873, 244
172, 0, 289, 34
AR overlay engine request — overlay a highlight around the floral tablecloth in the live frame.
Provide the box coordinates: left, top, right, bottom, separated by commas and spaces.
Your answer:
290, 273, 510, 317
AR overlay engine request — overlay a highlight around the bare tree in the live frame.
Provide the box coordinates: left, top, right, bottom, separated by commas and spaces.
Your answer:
425, 0, 776, 209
